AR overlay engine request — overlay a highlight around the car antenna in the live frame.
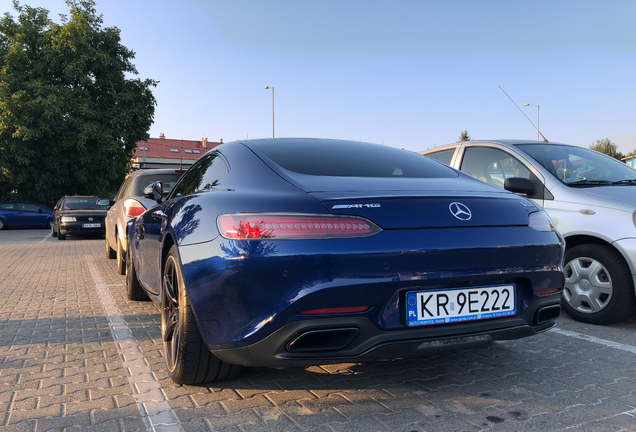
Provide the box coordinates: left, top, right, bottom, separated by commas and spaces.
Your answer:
498, 86, 549, 142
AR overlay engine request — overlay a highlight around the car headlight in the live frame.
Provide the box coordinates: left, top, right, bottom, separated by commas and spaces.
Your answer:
528, 211, 555, 232
61, 216, 76, 222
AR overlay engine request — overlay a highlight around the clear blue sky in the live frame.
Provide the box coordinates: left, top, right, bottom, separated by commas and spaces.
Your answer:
2, 0, 635, 153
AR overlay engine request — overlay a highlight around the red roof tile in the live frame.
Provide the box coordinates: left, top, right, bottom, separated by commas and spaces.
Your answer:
133, 138, 220, 161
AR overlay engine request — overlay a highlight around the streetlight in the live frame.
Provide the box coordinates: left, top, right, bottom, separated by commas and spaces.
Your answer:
264, 86, 274, 137
523, 103, 540, 141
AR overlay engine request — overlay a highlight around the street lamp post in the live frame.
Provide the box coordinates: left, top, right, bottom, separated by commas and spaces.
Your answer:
523, 103, 540, 141
264, 86, 274, 137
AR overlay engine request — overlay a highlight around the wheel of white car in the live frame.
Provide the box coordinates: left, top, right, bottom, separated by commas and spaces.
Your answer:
105, 226, 116, 259
116, 236, 126, 275
561, 243, 635, 324
161, 245, 242, 384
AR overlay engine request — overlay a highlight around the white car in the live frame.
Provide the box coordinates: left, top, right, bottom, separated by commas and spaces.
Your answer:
421, 140, 636, 324
105, 169, 184, 275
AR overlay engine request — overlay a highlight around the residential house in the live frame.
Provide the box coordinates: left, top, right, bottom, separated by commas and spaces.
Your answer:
132, 134, 222, 169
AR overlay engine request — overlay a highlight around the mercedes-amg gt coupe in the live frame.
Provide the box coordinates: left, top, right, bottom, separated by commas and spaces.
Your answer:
126, 138, 565, 384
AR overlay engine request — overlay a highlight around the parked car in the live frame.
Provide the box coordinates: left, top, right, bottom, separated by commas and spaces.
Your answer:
125, 138, 564, 384
52, 196, 109, 240
105, 169, 185, 275
421, 139, 636, 324
0, 202, 54, 230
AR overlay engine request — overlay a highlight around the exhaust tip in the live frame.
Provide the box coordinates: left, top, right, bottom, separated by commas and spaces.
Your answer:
287, 328, 359, 353
535, 305, 560, 325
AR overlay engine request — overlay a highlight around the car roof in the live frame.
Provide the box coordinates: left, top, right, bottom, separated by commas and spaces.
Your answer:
421, 139, 573, 153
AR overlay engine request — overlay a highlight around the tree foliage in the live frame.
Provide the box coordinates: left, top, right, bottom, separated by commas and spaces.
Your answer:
589, 138, 623, 161
0, 0, 156, 207
458, 130, 471, 142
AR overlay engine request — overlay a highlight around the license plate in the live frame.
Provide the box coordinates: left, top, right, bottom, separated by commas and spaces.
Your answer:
406, 285, 516, 326
82, 223, 101, 228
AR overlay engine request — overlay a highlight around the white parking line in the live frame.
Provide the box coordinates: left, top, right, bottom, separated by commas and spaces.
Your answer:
85, 255, 185, 432
39, 232, 52, 243
551, 327, 636, 354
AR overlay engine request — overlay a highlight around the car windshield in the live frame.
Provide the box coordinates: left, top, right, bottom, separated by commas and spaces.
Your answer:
518, 144, 636, 186
253, 139, 457, 178
133, 173, 183, 196
62, 198, 107, 210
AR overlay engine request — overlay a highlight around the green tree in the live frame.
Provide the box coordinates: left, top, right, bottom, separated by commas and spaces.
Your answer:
0, 0, 156, 207
458, 130, 471, 142
590, 138, 624, 161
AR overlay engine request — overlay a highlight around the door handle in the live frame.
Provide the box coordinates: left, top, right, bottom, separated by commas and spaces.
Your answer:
152, 210, 166, 219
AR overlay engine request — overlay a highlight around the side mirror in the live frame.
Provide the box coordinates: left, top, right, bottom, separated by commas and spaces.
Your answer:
504, 177, 534, 195
96, 198, 111, 207
38, 208, 44, 213
143, 181, 164, 203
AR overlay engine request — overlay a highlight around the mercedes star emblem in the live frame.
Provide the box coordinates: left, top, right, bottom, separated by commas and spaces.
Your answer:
88, 217, 93, 221
449, 202, 472, 220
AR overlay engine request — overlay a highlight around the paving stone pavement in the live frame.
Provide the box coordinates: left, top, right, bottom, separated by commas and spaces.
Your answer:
1, 229, 635, 431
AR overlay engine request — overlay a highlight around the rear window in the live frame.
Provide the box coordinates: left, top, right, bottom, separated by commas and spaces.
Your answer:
133, 173, 183, 196
62, 198, 107, 210
252, 140, 457, 178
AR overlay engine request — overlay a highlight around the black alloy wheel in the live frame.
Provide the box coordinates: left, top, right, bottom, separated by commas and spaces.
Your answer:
161, 245, 242, 384
0, 219, 5, 230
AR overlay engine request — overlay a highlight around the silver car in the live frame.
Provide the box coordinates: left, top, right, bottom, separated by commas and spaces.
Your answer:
105, 169, 184, 275
421, 140, 636, 324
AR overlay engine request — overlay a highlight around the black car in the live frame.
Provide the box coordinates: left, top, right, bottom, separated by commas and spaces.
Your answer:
52, 196, 110, 240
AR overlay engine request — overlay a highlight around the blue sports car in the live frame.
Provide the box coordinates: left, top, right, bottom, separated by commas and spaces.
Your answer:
126, 138, 565, 384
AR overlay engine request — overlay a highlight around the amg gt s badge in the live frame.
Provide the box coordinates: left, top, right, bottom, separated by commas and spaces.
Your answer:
449, 202, 472, 220
332, 204, 381, 209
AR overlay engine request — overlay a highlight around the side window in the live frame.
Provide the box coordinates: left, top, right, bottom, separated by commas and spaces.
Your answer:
170, 153, 229, 198
460, 147, 533, 190
115, 175, 133, 201
0, 203, 16, 210
19, 203, 39, 212
425, 149, 455, 166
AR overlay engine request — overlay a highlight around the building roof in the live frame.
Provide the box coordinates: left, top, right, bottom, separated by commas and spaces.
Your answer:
133, 137, 221, 161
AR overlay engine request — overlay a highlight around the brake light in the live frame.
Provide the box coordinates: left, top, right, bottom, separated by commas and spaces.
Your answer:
298, 306, 370, 315
217, 213, 381, 240
528, 211, 555, 232
123, 199, 146, 217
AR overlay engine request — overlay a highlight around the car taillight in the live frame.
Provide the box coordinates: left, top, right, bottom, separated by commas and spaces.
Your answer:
123, 199, 146, 217
217, 213, 381, 240
528, 211, 555, 232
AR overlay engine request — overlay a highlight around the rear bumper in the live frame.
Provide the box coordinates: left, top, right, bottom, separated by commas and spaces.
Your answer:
213, 295, 560, 367
59, 222, 105, 236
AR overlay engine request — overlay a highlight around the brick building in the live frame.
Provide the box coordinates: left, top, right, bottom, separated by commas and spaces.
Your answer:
132, 134, 222, 169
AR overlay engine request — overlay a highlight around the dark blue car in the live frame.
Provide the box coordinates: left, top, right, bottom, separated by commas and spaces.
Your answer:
0, 201, 54, 230
126, 138, 565, 384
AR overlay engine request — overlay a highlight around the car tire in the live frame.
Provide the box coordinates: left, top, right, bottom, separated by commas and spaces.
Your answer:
116, 236, 126, 275
57, 224, 66, 240
51, 222, 57, 237
47, 219, 54, 230
161, 245, 242, 384
561, 243, 636, 324
0, 219, 6, 230
105, 227, 116, 259
125, 239, 149, 301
